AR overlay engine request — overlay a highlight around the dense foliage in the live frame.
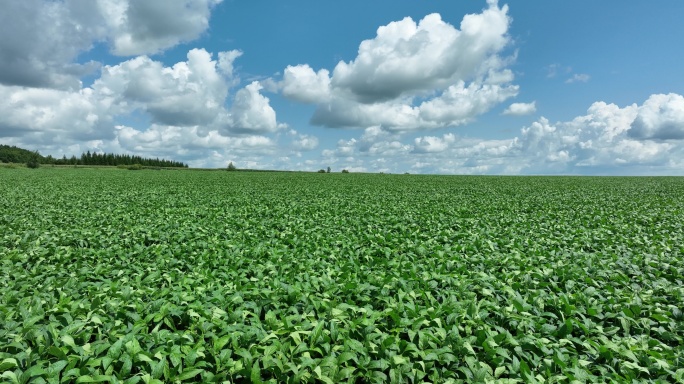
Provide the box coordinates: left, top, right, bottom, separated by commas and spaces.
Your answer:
0, 146, 41, 166
0, 145, 187, 168
1, 168, 682, 383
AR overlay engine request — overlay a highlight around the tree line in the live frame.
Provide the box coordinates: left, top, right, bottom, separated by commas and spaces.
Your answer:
0, 145, 187, 168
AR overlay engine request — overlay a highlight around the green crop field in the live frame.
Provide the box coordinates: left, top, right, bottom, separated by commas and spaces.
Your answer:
1, 168, 683, 383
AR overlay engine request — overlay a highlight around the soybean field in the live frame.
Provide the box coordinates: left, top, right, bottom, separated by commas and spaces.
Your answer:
1, 168, 683, 383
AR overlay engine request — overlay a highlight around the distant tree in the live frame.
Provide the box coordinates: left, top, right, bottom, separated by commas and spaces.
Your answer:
327, 166, 331, 173
26, 150, 40, 168
227, 162, 237, 171
318, 169, 327, 173
1, 144, 188, 168
341, 169, 350, 173
0, 145, 46, 164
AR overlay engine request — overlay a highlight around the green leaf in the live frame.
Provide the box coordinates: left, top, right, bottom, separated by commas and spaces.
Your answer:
76, 376, 112, 383
178, 368, 203, 381
151, 359, 166, 379
338, 351, 357, 365
137, 354, 153, 363
101, 357, 113, 371
1, 371, 19, 384
61, 335, 77, 349
250, 361, 263, 384
61, 368, 81, 383
47, 346, 67, 360
214, 335, 231, 351
22, 364, 46, 380
123, 377, 142, 384
519, 359, 532, 379
392, 355, 408, 366
47, 360, 68, 377
120, 353, 132, 376
369, 359, 389, 370
310, 321, 325, 346
107, 339, 124, 358
0, 358, 18, 372
622, 361, 649, 375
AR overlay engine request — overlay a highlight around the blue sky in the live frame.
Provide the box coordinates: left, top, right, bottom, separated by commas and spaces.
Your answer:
1, 0, 683, 174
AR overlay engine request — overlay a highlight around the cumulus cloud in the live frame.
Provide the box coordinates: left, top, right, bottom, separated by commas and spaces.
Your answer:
111, 124, 277, 168
0, 0, 222, 90
280, 1, 517, 131
357, 127, 409, 155
321, 126, 410, 160
0, 46, 285, 161
116, 125, 274, 153
417, 82, 518, 125
311, 81, 518, 131
331, 7, 510, 102
94, 50, 281, 134
99, 0, 223, 56
317, 93, 684, 175
508, 97, 679, 172
95, 48, 230, 126
628, 93, 684, 140
224, 81, 282, 134
0, 85, 114, 143
412, 134, 457, 153
0, 0, 104, 89
217, 50, 243, 80
503, 101, 537, 116
290, 132, 319, 151
280, 65, 331, 103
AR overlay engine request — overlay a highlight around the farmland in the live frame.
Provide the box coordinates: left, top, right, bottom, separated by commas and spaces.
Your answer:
1, 168, 683, 383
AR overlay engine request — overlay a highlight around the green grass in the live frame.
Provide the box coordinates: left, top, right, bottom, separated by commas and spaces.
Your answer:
1, 168, 683, 383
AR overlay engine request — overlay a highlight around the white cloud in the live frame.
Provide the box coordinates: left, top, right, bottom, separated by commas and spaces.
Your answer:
100, 0, 223, 56
510, 98, 678, 172
357, 126, 395, 150
95, 48, 229, 126
116, 125, 274, 152
546, 64, 571, 79
224, 81, 282, 134
320, 126, 411, 161
311, 81, 518, 131
279, 2, 517, 131
628, 93, 684, 140
331, 7, 510, 102
0, 0, 104, 89
0, 0, 223, 90
280, 65, 331, 103
315, 93, 684, 175
0, 85, 114, 143
417, 82, 518, 126
217, 50, 244, 80
413, 134, 457, 153
566, 73, 590, 83
503, 101, 536, 116
291, 133, 319, 151
113, 124, 276, 168
96, 51, 282, 134
0, 47, 285, 160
